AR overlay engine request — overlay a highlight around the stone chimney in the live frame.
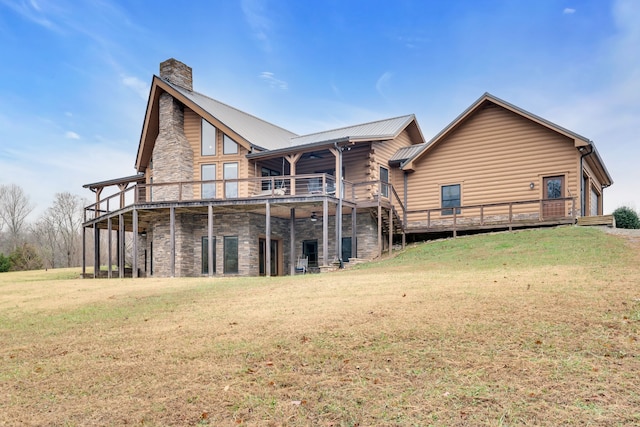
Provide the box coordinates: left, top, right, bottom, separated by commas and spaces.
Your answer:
160, 58, 193, 91
152, 59, 194, 202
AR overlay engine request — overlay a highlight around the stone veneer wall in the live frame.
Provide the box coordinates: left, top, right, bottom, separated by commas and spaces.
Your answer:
139, 209, 382, 277
151, 93, 194, 201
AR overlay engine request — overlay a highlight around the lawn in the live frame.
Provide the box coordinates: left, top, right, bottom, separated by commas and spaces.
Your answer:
1, 226, 639, 426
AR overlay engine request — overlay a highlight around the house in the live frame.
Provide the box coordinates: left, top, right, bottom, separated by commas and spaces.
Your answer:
81, 59, 612, 278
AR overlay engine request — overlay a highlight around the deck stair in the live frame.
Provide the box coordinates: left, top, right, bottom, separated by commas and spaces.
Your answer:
576, 215, 615, 227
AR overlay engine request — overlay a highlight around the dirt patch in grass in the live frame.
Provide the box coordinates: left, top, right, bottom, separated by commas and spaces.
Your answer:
1, 227, 639, 426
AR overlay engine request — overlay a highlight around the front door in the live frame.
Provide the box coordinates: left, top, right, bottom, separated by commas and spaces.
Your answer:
259, 238, 278, 276
542, 175, 565, 218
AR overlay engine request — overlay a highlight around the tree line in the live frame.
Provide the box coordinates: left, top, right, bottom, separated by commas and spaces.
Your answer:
0, 183, 86, 272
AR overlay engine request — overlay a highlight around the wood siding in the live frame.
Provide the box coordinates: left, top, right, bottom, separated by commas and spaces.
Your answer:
185, 108, 250, 198
406, 104, 580, 219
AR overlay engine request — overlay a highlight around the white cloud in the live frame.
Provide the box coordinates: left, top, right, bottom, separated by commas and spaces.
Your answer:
121, 74, 149, 100
0, 0, 57, 30
563, 8, 576, 14
65, 131, 80, 139
260, 72, 288, 90
375, 71, 393, 98
241, 0, 272, 51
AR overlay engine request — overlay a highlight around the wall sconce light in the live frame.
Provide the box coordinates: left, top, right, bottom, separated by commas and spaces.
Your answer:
529, 182, 535, 190
310, 212, 318, 222
140, 231, 147, 237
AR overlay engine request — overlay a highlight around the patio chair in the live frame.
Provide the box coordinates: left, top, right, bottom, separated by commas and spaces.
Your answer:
295, 256, 308, 274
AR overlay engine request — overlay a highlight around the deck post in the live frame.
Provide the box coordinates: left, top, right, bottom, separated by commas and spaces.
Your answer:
453, 209, 457, 238
351, 207, 357, 259
82, 226, 86, 276
290, 208, 296, 275
132, 209, 138, 278
265, 201, 271, 277
118, 214, 124, 278
170, 206, 175, 277
322, 198, 329, 266
93, 224, 100, 278
377, 203, 382, 258
107, 217, 113, 279
508, 203, 513, 232
388, 207, 393, 257
208, 204, 213, 277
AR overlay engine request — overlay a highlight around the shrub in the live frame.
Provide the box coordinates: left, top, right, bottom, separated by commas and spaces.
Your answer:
613, 206, 640, 229
9, 244, 43, 271
0, 253, 10, 272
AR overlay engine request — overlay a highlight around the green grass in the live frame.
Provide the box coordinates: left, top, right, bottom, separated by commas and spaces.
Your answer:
1, 226, 639, 426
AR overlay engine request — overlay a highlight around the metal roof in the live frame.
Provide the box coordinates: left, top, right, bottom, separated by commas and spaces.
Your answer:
290, 114, 415, 146
165, 80, 298, 150
389, 143, 426, 164
83, 173, 145, 190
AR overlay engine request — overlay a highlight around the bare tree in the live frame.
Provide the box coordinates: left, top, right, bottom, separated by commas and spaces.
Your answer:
48, 192, 84, 267
0, 184, 34, 251
31, 215, 59, 269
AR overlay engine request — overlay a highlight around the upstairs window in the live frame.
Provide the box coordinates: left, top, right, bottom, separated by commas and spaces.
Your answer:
202, 119, 216, 156
441, 184, 461, 215
223, 162, 238, 198
379, 166, 389, 198
223, 134, 238, 154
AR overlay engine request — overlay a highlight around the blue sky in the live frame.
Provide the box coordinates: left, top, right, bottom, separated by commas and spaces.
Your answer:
0, 0, 638, 219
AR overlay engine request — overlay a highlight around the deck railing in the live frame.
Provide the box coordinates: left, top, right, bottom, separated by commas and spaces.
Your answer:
405, 197, 576, 232
85, 174, 343, 221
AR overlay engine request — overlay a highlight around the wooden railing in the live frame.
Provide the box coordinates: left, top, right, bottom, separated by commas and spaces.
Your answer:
405, 197, 576, 232
85, 174, 341, 221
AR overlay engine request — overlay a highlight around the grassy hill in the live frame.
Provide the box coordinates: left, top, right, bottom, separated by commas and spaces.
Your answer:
1, 226, 639, 426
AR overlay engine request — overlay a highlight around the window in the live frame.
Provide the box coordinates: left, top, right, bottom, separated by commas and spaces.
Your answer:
441, 184, 461, 215
590, 186, 599, 216
202, 119, 216, 156
379, 166, 389, 198
223, 134, 238, 154
201, 164, 216, 199
224, 236, 238, 274
341, 237, 353, 263
202, 237, 216, 274
223, 162, 238, 198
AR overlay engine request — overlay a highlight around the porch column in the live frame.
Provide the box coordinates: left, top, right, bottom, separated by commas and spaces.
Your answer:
388, 208, 393, 257
82, 226, 86, 276
265, 201, 271, 276
118, 213, 124, 279
132, 209, 138, 278
170, 206, 175, 277
377, 203, 382, 258
208, 204, 213, 277
107, 217, 113, 279
322, 198, 329, 266
330, 146, 343, 263
290, 208, 296, 275
351, 207, 357, 259
403, 171, 408, 250
285, 153, 301, 196
93, 224, 100, 278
